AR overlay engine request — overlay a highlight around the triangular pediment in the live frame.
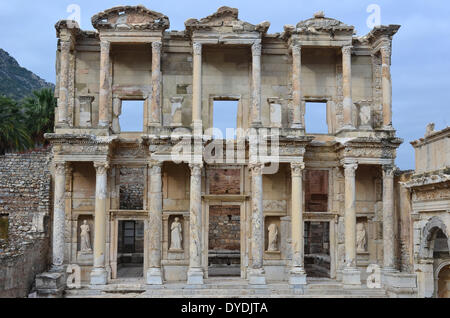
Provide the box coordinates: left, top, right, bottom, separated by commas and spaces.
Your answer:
285, 11, 354, 36
92, 5, 169, 31
185, 6, 270, 34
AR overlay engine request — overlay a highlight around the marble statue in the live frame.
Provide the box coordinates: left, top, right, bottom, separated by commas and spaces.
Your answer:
170, 217, 183, 250
268, 223, 279, 252
356, 223, 367, 253
80, 220, 92, 254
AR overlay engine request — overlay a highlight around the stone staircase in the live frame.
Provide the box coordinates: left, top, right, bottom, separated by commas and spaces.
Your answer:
64, 277, 388, 298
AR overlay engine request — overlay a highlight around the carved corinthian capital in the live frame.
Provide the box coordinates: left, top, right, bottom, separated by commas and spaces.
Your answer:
152, 41, 162, 52
291, 44, 302, 56
54, 162, 66, 176
249, 163, 264, 176
291, 162, 305, 177
100, 40, 110, 52
94, 162, 110, 176
193, 42, 202, 56
252, 42, 262, 56
344, 163, 358, 178
342, 45, 353, 56
382, 164, 396, 178
149, 160, 163, 174
189, 163, 203, 176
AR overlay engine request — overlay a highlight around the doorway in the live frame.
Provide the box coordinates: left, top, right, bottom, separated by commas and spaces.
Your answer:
304, 221, 331, 278
117, 220, 144, 278
208, 205, 241, 277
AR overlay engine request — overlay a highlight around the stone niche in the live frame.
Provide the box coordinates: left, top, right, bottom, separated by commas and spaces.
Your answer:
77, 96, 94, 127
268, 98, 283, 128
264, 216, 281, 260
169, 97, 184, 127
356, 217, 369, 263
76, 214, 94, 264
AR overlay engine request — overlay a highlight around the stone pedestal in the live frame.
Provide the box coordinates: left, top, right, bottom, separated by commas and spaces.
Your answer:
342, 267, 362, 287
36, 270, 67, 298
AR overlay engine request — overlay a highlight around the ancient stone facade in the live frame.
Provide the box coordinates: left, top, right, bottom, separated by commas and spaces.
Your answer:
0, 149, 52, 297
31, 5, 429, 297
402, 126, 450, 298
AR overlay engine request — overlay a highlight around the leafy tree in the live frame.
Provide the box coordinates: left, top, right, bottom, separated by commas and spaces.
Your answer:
0, 95, 32, 154
22, 88, 56, 147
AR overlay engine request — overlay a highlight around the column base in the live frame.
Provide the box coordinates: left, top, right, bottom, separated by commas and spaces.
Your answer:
342, 267, 361, 287
187, 268, 204, 285
289, 268, 307, 285
35, 268, 67, 298
248, 268, 266, 285
146, 268, 163, 285
90, 268, 108, 285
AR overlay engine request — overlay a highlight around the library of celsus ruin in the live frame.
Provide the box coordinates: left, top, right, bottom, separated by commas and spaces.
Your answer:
27, 5, 448, 298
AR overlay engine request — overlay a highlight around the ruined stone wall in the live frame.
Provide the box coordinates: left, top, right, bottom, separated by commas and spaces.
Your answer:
119, 167, 145, 210
209, 206, 240, 251
0, 148, 52, 297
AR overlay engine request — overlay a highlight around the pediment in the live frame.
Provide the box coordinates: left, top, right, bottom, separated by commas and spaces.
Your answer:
92, 5, 169, 31
185, 6, 270, 34
284, 12, 354, 36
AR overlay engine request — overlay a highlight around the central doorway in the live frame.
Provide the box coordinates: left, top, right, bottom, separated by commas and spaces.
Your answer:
208, 205, 241, 277
117, 220, 144, 278
304, 221, 331, 278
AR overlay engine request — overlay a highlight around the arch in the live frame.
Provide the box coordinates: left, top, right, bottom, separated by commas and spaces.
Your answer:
434, 260, 450, 280
419, 216, 450, 259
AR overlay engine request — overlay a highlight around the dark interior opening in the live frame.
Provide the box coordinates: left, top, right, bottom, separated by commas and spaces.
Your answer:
117, 220, 144, 278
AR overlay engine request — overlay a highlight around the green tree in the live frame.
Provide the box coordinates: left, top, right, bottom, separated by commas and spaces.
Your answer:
22, 88, 56, 147
0, 95, 32, 154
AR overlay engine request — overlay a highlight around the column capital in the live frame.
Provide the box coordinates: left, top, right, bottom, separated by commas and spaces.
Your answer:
343, 163, 358, 177
252, 42, 262, 56
94, 162, 110, 175
249, 163, 264, 176
60, 40, 71, 52
291, 162, 305, 177
100, 40, 110, 51
189, 163, 203, 175
382, 164, 396, 178
152, 41, 162, 51
342, 45, 353, 56
291, 43, 302, 56
193, 42, 202, 56
149, 160, 163, 173
54, 162, 67, 176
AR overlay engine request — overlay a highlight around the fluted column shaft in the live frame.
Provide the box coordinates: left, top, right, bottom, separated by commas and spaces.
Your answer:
383, 165, 396, 270
381, 46, 393, 129
342, 46, 354, 129
58, 41, 70, 126
251, 42, 262, 127
99, 40, 111, 128
52, 162, 67, 268
150, 41, 162, 125
91, 162, 109, 285
187, 163, 204, 284
291, 44, 303, 128
192, 43, 202, 128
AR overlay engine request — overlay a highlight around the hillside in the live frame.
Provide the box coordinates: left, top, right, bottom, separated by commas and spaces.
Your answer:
0, 48, 54, 100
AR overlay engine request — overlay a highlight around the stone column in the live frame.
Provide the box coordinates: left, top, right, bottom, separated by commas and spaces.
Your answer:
342, 46, 354, 130
52, 162, 67, 269
147, 161, 163, 284
187, 163, 204, 284
150, 41, 162, 126
291, 44, 303, 129
90, 162, 109, 285
192, 42, 203, 130
98, 40, 111, 128
382, 164, 396, 271
57, 41, 71, 126
290, 162, 307, 285
249, 163, 266, 285
251, 42, 262, 127
342, 163, 361, 285
381, 46, 393, 129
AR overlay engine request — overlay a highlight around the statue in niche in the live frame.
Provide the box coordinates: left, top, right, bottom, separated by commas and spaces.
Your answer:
170, 217, 183, 250
80, 220, 92, 254
267, 223, 279, 252
356, 223, 367, 253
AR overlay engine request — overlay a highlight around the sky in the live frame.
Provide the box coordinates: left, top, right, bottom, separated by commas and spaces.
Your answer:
0, 0, 449, 170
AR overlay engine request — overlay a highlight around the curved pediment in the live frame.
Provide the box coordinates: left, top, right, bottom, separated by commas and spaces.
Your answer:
92, 5, 169, 31
185, 6, 270, 34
